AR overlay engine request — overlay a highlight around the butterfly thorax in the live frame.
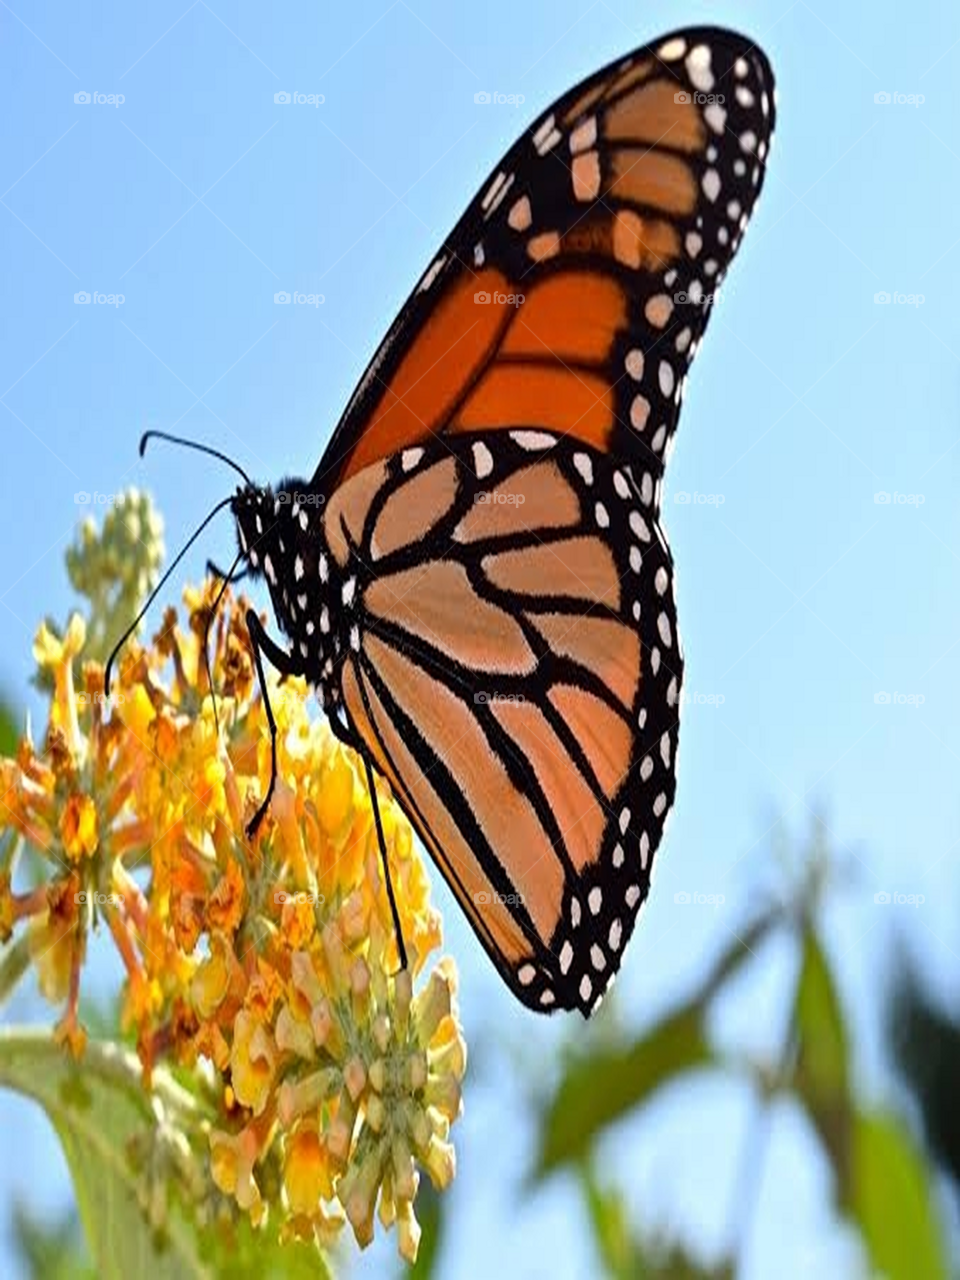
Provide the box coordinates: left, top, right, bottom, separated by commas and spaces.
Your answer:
232, 479, 347, 713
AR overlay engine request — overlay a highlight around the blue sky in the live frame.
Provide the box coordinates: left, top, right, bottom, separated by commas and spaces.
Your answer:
2, 0, 960, 1276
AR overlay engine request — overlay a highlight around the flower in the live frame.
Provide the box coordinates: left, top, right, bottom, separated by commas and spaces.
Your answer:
0, 506, 466, 1265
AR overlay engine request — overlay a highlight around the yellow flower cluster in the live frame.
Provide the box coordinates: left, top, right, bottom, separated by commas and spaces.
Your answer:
0, 586, 466, 1262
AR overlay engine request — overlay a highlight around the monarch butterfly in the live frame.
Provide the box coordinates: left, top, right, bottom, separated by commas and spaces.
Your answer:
110, 26, 775, 1016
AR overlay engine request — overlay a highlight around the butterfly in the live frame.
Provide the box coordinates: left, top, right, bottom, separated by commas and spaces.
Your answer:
116, 26, 775, 1017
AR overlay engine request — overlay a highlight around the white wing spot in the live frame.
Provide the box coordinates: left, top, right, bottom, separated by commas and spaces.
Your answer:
573, 452, 594, 484
473, 441, 494, 479
609, 919, 623, 951
658, 612, 672, 646
402, 447, 425, 471
518, 963, 536, 986
686, 45, 714, 92
588, 886, 602, 914
559, 941, 573, 975
512, 430, 556, 450
625, 884, 641, 908
702, 169, 721, 202
590, 944, 606, 971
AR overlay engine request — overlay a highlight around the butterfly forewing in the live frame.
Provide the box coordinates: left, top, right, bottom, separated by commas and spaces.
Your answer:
315, 26, 775, 493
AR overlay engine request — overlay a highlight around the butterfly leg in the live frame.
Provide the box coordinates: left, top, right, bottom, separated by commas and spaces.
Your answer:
245, 609, 302, 840
363, 755, 409, 973
207, 558, 249, 585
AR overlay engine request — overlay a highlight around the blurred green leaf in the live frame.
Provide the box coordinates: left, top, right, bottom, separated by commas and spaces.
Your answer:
0, 1029, 208, 1280
406, 1181, 443, 1280
579, 1164, 731, 1280
888, 952, 960, 1195
850, 1110, 947, 1280
0, 697, 17, 757
534, 1005, 711, 1178
791, 923, 850, 1178
0, 1029, 329, 1280
10, 1202, 96, 1280
532, 913, 777, 1179
580, 1165, 636, 1280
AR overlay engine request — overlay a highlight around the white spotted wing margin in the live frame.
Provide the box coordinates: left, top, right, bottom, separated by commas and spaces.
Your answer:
335, 431, 683, 1017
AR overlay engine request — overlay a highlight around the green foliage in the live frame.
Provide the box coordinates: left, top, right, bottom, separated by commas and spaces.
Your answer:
530, 848, 950, 1279
0, 1029, 328, 1280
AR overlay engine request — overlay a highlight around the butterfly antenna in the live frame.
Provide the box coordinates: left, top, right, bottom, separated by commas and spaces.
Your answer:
140, 431, 253, 486
203, 548, 244, 737
105, 496, 234, 695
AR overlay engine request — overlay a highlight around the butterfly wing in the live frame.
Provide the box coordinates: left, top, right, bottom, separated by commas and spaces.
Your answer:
313, 25, 775, 493
322, 432, 680, 1014
313, 25, 775, 1013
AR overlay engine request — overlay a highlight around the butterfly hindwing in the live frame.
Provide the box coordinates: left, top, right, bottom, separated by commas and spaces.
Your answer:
325, 434, 682, 1013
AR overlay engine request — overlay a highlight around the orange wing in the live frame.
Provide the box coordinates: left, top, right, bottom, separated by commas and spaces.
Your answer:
323, 430, 681, 1014
314, 27, 775, 493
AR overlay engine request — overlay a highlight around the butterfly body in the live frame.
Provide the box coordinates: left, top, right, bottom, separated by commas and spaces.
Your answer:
223, 26, 775, 1015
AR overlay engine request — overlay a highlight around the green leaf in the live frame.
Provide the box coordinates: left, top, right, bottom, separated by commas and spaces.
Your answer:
0, 1029, 330, 1280
534, 1004, 712, 1178
791, 923, 850, 1177
0, 697, 17, 758
532, 912, 777, 1179
406, 1181, 443, 1280
850, 1110, 947, 1280
0, 1029, 210, 1280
